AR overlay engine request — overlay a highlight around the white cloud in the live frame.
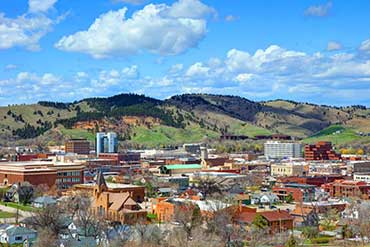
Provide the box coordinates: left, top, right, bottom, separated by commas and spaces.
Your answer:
28, 0, 58, 13
55, 0, 215, 58
122, 65, 139, 78
304, 2, 332, 17
186, 62, 210, 77
166, 0, 215, 19
0, 0, 63, 51
234, 73, 253, 83
359, 39, 370, 53
327, 41, 342, 51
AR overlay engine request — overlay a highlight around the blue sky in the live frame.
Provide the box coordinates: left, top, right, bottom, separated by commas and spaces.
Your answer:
1, 0, 370, 106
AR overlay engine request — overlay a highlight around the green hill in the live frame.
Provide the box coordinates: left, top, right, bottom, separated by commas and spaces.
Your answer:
0, 93, 369, 147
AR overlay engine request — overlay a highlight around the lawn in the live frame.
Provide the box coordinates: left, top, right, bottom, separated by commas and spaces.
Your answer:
0, 201, 36, 212
0, 210, 16, 218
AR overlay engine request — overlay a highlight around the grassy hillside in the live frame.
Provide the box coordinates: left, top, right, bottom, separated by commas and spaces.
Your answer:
131, 124, 219, 147
303, 125, 370, 145
0, 93, 369, 147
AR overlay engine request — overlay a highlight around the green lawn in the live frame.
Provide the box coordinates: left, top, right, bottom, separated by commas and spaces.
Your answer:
131, 124, 219, 147
0, 210, 16, 218
0, 201, 36, 212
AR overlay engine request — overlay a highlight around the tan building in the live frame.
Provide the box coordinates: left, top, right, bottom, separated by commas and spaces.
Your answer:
271, 163, 307, 177
91, 173, 147, 224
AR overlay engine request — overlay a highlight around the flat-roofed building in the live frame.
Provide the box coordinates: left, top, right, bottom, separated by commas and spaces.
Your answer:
271, 162, 307, 177
0, 161, 85, 189
65, 139, 90, 155
264, 141, 302, 159
158, 164, 202, 175
322, 180, 370, 199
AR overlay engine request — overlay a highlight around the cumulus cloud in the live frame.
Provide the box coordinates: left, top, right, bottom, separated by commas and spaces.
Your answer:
0, 0, 62, 51
28, 0, 58, 13
327, 41, 342, 51
4, 39, 370, 105
304, 2, 332, 17
55, 0, 215, 58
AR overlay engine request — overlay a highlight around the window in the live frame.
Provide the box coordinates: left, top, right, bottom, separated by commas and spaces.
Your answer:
15, 236, 22, 241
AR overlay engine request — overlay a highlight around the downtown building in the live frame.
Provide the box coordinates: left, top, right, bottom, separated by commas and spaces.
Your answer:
264, 141, 302, 159
96, 132, 118, 155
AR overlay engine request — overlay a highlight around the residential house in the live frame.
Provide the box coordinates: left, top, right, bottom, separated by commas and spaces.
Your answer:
0, 225, 37, 245
237, 209, 294, 233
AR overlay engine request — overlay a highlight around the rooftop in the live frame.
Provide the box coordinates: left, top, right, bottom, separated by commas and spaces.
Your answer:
163, 164, 202, 170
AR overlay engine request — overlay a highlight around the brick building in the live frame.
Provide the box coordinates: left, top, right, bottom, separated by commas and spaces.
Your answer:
277, 175, 345, 187
321, 180, 370, 199
65, 139, 90, 155
0, 161, 84, 189
98, 152, 141, 165
304, 142, 341, 160
91, 172, 146, 224
237, 209, 294, 233
73, 181, 145, 203
272, 183, 316, 202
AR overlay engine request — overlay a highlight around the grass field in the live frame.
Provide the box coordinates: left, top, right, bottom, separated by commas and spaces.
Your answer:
0, 210, 16, 218
229, 122, 271, 137
131, 125, 219, 146
303, 125, 370, 145
0, 202, 35, 212
59, 127, 95, 142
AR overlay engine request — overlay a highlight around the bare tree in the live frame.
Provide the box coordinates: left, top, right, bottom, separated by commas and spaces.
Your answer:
26, 204, 69, 236
173, 202, 202, 244
33, 229, 58, 247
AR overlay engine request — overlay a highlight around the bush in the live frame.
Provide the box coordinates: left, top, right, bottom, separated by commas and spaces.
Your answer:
311, 237, 331, 244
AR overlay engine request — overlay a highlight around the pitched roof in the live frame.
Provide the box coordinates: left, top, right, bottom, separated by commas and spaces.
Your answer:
6, 226, 37, 236
260, 210, 293, 222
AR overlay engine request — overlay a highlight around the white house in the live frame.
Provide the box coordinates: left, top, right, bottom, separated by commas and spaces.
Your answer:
0, 225, 37, 245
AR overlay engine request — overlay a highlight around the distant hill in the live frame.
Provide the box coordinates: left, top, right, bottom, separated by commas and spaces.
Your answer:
0, 93, 369, 147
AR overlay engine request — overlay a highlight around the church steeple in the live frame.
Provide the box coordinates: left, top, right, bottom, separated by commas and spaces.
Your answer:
95, 171, 107, 195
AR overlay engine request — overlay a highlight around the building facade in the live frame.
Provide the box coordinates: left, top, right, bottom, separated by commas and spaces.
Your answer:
65, 139, 90, 155
264, 141, 302, 159
96, 132, 118, 155
271, 163, 306, 177
304, 142, 341, 161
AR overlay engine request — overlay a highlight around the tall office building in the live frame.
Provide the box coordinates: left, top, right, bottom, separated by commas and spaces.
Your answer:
96, 132, 118, 155
264, 141, 302, 159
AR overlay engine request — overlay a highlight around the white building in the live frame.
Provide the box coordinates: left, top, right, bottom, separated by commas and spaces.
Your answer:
96, 132, 118, 155
264, 141, 302, 159
354, 173, 370, 183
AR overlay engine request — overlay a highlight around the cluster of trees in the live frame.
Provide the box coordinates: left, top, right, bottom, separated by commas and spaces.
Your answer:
12, 122, 52, 139
84, 93, 161, 112
56, 103, 184, 130
38, 101, 70, 109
